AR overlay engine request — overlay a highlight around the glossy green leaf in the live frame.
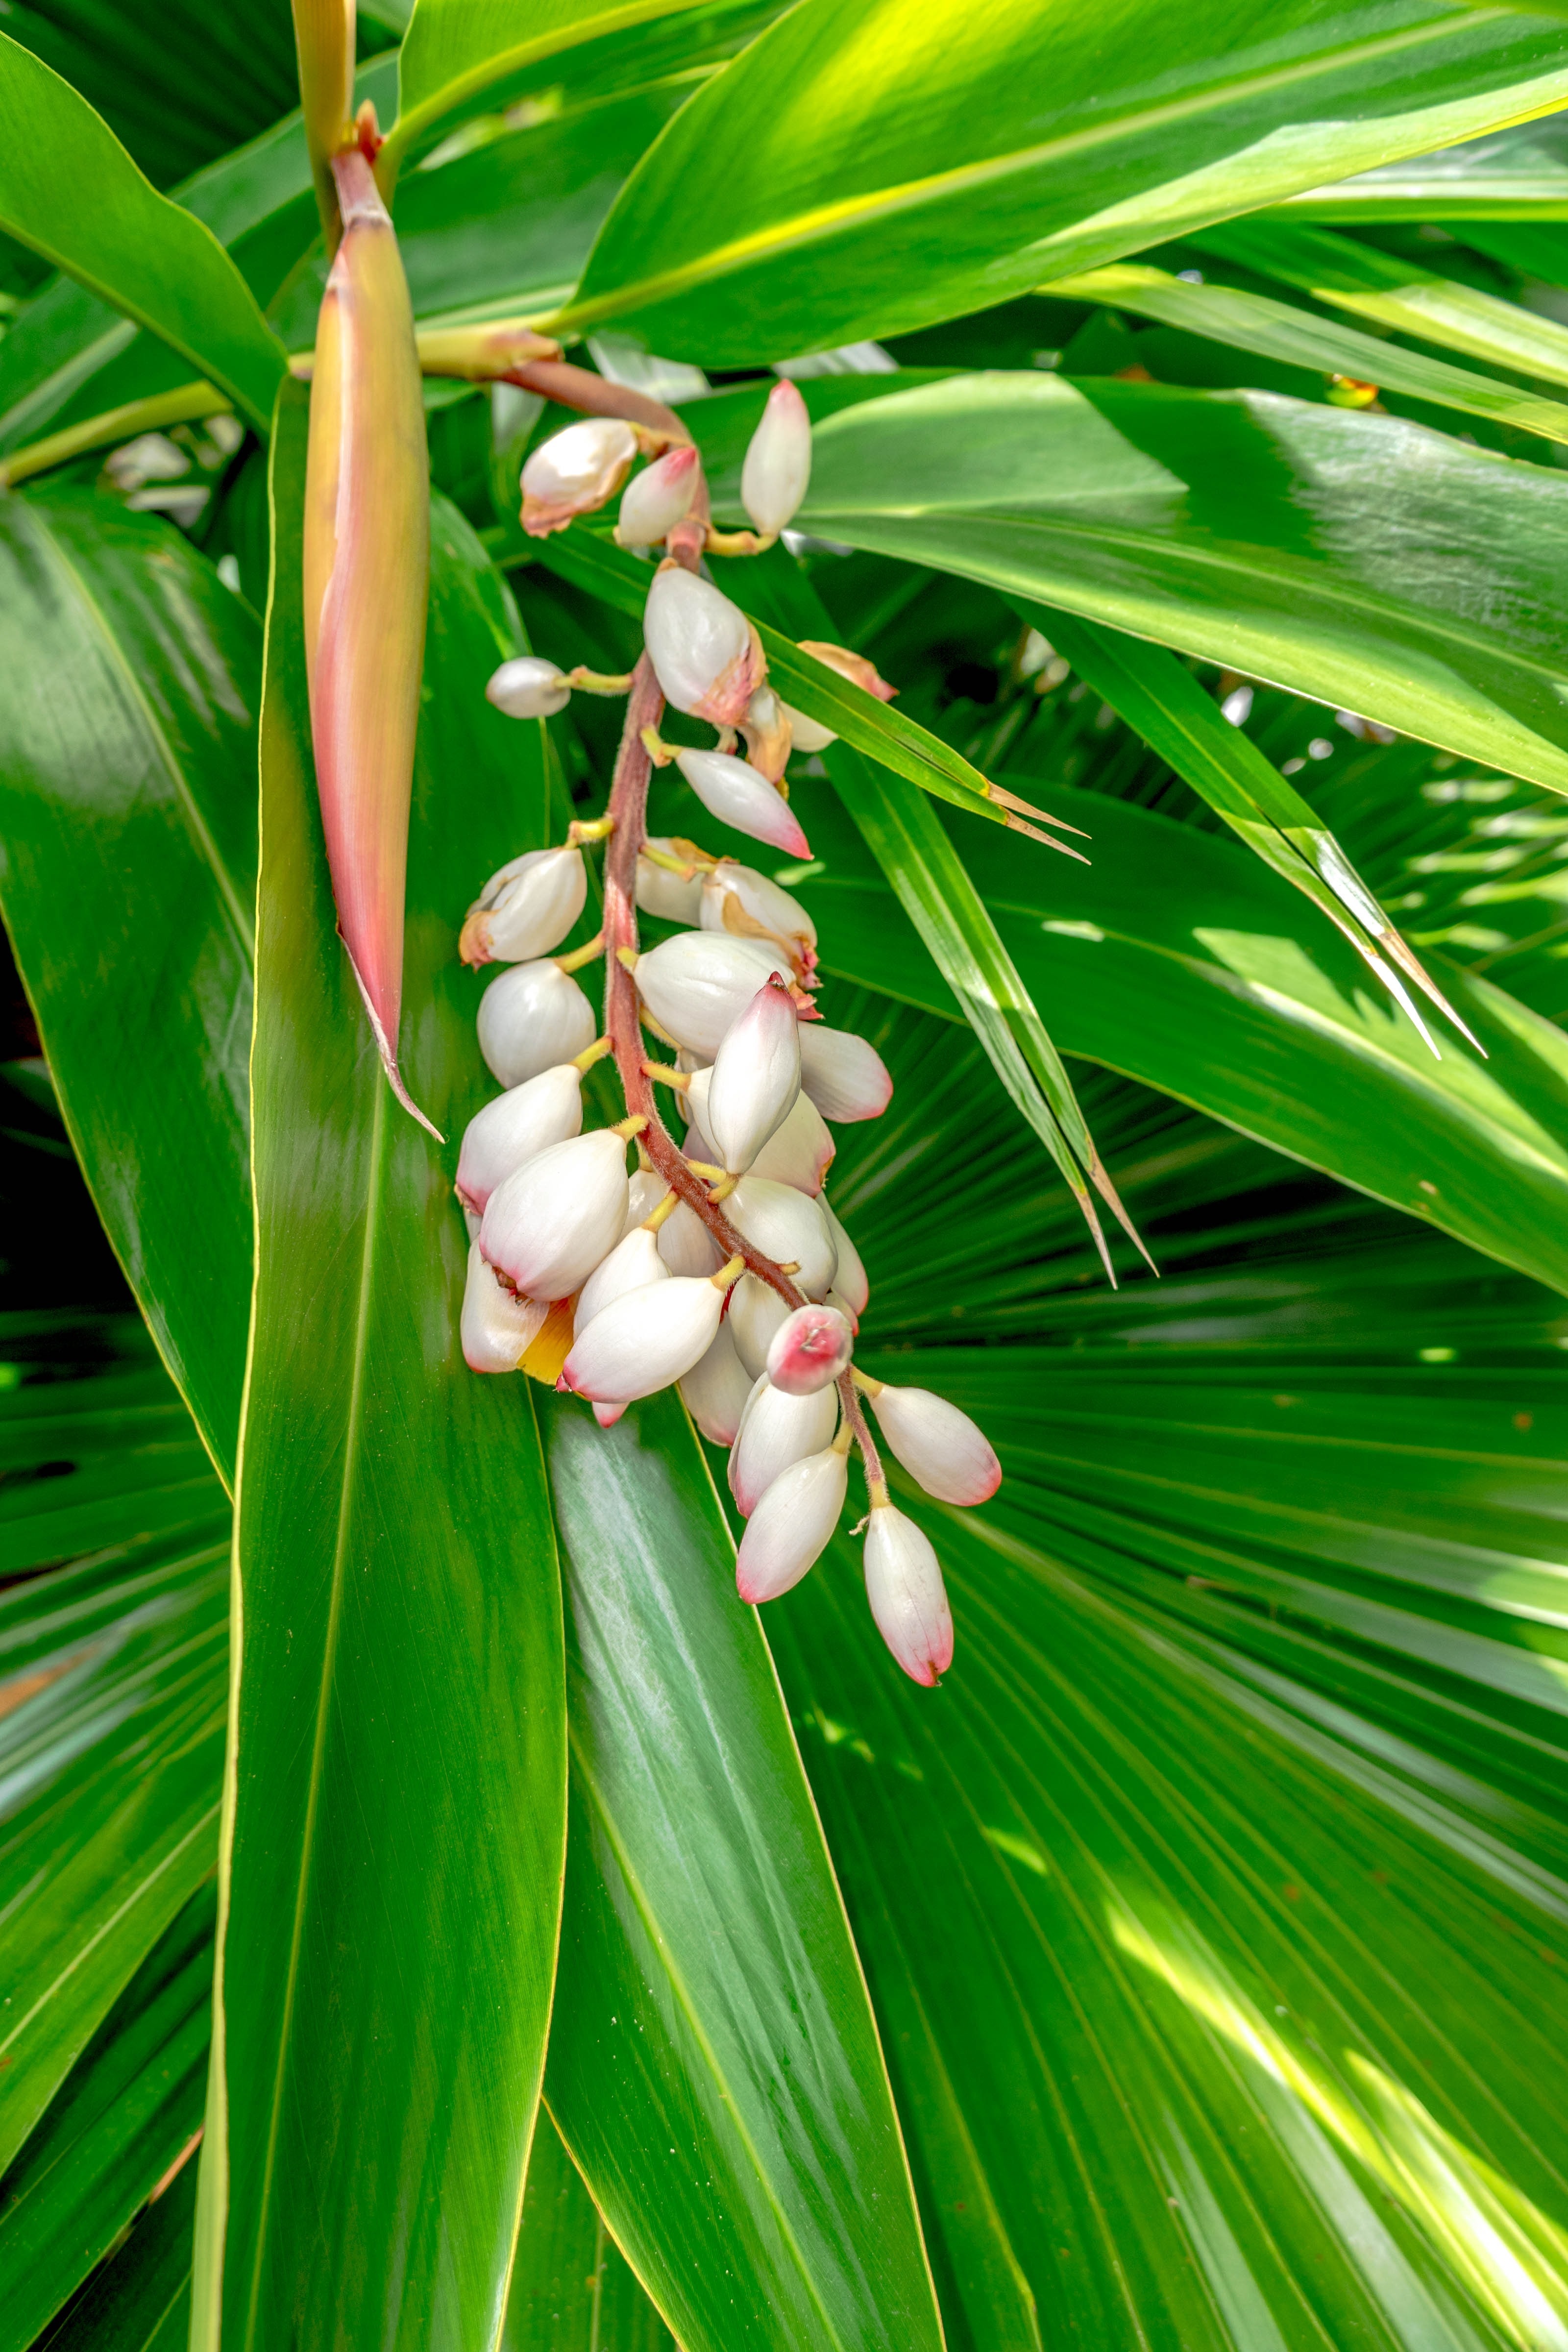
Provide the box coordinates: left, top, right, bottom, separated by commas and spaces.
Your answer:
791, 370, 1568, 798
558, 0, 1568, 361
1042, 257, 1568, 441
1268, 116, 1568, 221
196, 390, 566, 2352
36, 2159, 198, 2352
0, 485, 258, 1481
503, 2113, 673, 2351
0, 33, 287, 429
541, 1390, 945, 2352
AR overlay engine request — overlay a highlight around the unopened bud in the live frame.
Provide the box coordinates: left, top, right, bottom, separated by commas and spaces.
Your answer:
779, 703, 837, 755
487, 656, 572, 720
657, 1194, 723, 1277
522, 417, 637, 536
799, 1024, 893, 1123
461, 844, 586, 965
480, 1128, 630, 1300
779, 644, 896, 756
461, 1242, 548, 1373
622, 1167, 669, 1235
594, 1400, 628, 1428
417, 320, 562, 379
766, 1302, 852, 1396
738, 685, 791, 784
701, 860, 816, 982
825, 1286, 859, 1333
740, 380, 811, 536
863, 1501, 953, 1685
679, 1318, 753, 1446
644, 568, 766, 726
562, 1267, 736, 1403
864, 1381, 1001, 1506
455, 1062, 584, 1213
728, 1372, 839, 1515
673, 747, 809, 860
821, 1196, 867, 1313
736, 1446, 847, 1602
614, 444, 700, 549
727, 1177, 837, 1299
686, 1073, 833, 1195
632, 931, 791, 1058
727, 1270, 791, 1380
706, 978, 801, 1174
636, 837, 707, 925
477, 960, 597, 1087
574, 1224, 668, 1335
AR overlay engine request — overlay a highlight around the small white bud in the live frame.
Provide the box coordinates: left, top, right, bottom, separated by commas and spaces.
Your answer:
621, 1168, 669, 1236
480, 1129, 629, 1302
706, 978, 800, 1174
825, 1287, 859, 1333
820, 1196, 868, 1313
779, 702, 836, 754
865, 1382, 1001, 1506
594, 1400, 628, 1428
636, 837, 706, 925
738, 684, 791, 784
799, 1024, 893, 1123
736, 1446, 847, 1602
614, 443, 700, 548
632, 931, 788, 1058
562, 1265, 738, 1403
701, 860, 816, 981
461, 1242, 547, 1373
728, 1372, 839, 1515
740, 380, 811, 536
686, 1075, 833, 1196
679, 1318, 753, 1446
644, 567, 765, 726
477, 960, 596, 1088
657, 1195, 723, 1277
672, 747, 810, 860
455, 1062, 584, 1213
863, 1502, 953, 1685
574, 1225, 668, 1334
460, 844, 586, 966
765, 1302, 852, 1395
726, 1176, 837, 1300
777, 645, 895, 755
487, 656, 572, 720
727, 1271, 790, 1380
522, 417, 637, 536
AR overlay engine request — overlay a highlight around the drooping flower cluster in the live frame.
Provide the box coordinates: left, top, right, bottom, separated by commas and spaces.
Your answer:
450, 378, 1000, 1686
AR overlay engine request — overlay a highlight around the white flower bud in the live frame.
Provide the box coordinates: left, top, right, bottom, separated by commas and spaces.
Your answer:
701, 860, 816, 981
727, 1271, 790, 1380
679, 1318, 753, 1445
672, 747, 809, 860
736, 1446, 847, 1602
657, 1195, 723, 1277
825, 1287, 859, 1333
594, 1400, 627, 1428
480, 1129, 629, 1301
740, 380, 811, 536
477, 960, 596, 1088
820, 1196, 867, 1313
487, 656, 572, 720
522, 417, 637, 536
863, 1502, 953, 1685
460, 845, 586, 966
574, 1224, 668, 1334
765, 1303, 852, 1396
636, 837, 706, 925
865, 1382, 1001, 1506
726, 1177, 836, 1299
461, 1242, 548, 1373
455, 1062, 584, 1213
739, 684, 791, 784
621, 1168, 669, 1236
644, 567, 765, 726
562, 1264, 738, 1403
706, 978, 800, 1174
779, 703, 836, 754
777, 645, 895, 755
632, 931, 787, 1058
614, 443, 700, 549
686, 1075, 833, 1195
728, 1372, 839, 1515
799, 1024, 893, 1123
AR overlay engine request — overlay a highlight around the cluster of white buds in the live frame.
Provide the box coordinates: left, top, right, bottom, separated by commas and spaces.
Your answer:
452, 376, 1000, 1686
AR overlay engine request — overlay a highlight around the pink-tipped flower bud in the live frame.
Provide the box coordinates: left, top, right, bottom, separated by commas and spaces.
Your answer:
736, 1445, 847, 1601
480, 1129, 630, 1301
657, 1194, 723, 1277
460, 844, 586, 965
461, 1242, 548, 1372
672, 747, 809, 860
728, 1373, 839, 1515
689, 1079, 832, 1196
706, 977, 800, 1174
679, 1318, 753, 1445
487, 656, 571, 719
477, 960, 596, 1087
636, 836, 706, 925
765, 1303, 852, 1396
863, 1502, 953, 1685
562, 1262, 740, 1403
644, 567, 766, 726
594, 1400, 628, 1428
632, 931, 791, 1058
779, 645, 896, 754
739, 684, 792, 784
865, 1382, 1001, 1506
741, 380, 811, 536
727, 1271, 790, 1380
574, 1224, 668, 1335
522, 417, 637, 536
799, 1024, 892, 1123
614, 444, 700, 549
701, 860, 816, 983
455, 1062, 585, 1214
820, 1197, 867, 1313
726, 1177, 837, 1300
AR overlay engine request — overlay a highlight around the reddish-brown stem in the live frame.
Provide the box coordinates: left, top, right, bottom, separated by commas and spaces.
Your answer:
504, 359, 692, 448
837, 1371, 883, 1493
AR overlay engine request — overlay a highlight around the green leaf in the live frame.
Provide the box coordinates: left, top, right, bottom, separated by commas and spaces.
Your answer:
503, 2113, 674, 2350
0, 485, 258, 1482
557, 0, 1568, 361
1266, 115, 1568, 222
1041, 258, 1568, 443
196, 388, 567, 2352
540, 1391, 946, 2352
0, 33, 287, 429
36, 2158, 198, 2352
